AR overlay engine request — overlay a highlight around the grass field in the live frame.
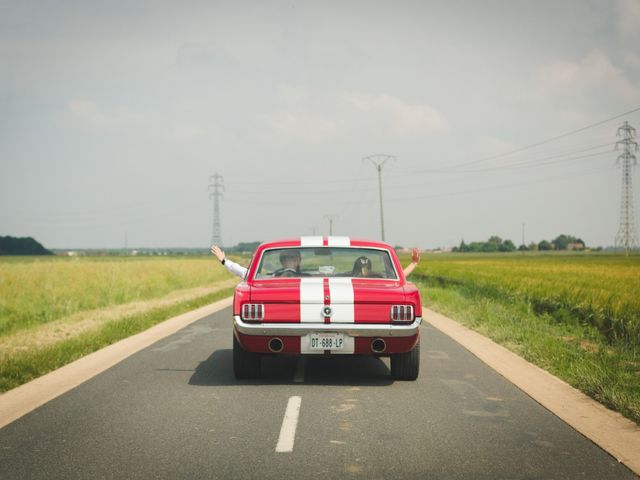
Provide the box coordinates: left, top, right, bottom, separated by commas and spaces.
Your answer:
0, 255, 238, 392
409, 252, 640, 424
0, 256, 232, 336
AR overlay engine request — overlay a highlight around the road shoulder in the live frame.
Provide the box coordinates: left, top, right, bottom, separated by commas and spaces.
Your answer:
426, 307, 640, 476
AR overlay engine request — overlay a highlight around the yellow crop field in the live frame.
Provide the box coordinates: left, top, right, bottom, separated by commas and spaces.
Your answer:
0, 256, 231, 337
413, 253, 640, 345
0, 255, 239, 392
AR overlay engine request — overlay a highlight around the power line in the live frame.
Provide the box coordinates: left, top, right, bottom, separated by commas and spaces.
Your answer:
224, 164, 610, 207
223, 107, 640, 188
414, 141, 614, 173
436, 105, 640, 171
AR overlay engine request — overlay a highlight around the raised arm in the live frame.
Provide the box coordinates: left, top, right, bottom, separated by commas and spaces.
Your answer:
211, 245, 248, 279
402, 248, 420, 278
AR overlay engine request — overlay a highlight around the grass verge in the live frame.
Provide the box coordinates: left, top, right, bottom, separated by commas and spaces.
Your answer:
415, 275, 640, 425
0, 286, 235, 393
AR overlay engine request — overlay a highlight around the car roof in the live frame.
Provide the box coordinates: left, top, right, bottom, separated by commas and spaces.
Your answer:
256, 237, 393, 250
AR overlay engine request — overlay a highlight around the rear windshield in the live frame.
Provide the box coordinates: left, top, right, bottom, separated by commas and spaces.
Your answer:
254, 247, 398, 279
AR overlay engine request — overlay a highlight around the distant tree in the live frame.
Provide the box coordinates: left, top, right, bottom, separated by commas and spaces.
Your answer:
481, 241, 498, 252
528, 242, 538, 251
552, 234, 570, 250
552, 234, 585, 250
458, 240, 469, 252
499, 239, 516, 252
538, 240, 553, 251
0, 236, 52, 255
468, 242, 484, 252
518, 244, 528, 251
487, 235, 503, 246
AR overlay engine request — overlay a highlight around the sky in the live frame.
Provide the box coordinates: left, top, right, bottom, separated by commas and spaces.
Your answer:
1, 0, 640, 249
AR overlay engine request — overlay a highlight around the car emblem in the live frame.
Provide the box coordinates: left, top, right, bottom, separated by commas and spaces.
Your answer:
322, 306, 333, 317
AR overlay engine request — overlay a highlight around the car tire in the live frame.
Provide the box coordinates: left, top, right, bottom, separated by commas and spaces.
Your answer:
233, 334, 261, 379
390, 340, 420, 381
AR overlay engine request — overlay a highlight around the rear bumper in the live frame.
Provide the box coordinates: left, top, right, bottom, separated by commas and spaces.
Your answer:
233, 315, 422, 337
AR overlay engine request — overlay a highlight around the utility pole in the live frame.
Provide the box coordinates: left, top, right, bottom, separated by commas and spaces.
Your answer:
208, 173, 224, 247
324, 214, 339, 235
614, 121, 639, 255
364, 154, 395, 241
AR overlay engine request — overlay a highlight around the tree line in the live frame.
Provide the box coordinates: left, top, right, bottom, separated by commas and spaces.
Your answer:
453, 234, 585, 253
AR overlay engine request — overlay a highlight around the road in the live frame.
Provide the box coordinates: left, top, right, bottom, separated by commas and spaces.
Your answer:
0, 306, 636, 480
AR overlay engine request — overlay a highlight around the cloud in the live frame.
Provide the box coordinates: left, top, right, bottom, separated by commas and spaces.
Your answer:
345, 93, 448, 135
538, 50, 640, 103
67, 100, 148, 130
254, 88, 448, 147
67, 100, 113, 127
615, 0, 640, 41
66, 99, 216, 144
257, 110, 343, 147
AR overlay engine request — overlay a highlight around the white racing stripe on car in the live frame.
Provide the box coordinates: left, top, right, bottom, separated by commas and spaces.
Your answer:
327, 236, 350, 247
299, 278, 324, 323
275, 396, 302, 453
300, 236, 323, 247
328, 278, 355, 324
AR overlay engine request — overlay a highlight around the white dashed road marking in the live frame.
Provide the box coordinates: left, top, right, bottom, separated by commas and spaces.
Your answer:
275, 396, 302, 453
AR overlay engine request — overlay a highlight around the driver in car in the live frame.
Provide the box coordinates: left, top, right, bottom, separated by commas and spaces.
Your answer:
272, 249, 303, 277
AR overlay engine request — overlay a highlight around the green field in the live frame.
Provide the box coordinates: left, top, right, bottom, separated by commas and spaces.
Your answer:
413, 253, 640, 345
0, 255, 238, 392
0, 256, 231, 336
409, 252, 640, 424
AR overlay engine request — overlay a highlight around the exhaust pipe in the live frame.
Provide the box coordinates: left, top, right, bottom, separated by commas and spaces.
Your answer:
268, 337, 284, 353
371, 338, 386, 353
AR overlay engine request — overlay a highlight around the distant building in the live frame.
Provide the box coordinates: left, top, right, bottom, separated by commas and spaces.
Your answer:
567, 242, 585, 251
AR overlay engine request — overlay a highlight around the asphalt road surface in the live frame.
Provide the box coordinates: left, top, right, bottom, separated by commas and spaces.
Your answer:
0, 307, 636, 480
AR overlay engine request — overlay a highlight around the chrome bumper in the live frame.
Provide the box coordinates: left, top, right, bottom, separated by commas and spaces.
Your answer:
233, 315, 422, 337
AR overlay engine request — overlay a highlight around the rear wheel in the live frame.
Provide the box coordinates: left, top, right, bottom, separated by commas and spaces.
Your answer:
390, 340, 420, 380
233, 334, 261, 379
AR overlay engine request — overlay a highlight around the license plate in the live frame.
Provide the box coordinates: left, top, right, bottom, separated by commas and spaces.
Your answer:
308, 333, 345, 350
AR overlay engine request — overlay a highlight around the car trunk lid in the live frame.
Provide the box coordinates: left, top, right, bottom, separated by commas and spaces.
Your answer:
249, 278, 405, 323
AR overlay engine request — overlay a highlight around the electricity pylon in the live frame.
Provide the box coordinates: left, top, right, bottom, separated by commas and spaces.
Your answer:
208, 173, 224, 247
614, 121, 639, 255
364, 154, 395, 241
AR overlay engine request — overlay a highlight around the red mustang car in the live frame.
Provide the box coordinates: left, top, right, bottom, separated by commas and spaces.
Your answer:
232, 237, 422, 380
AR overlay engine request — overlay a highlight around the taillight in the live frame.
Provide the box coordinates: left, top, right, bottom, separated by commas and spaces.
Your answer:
390, 305, 414, 323
242, 303, 264, 321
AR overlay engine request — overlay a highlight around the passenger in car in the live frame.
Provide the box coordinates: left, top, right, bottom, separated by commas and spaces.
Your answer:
352, 256, 374, 277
